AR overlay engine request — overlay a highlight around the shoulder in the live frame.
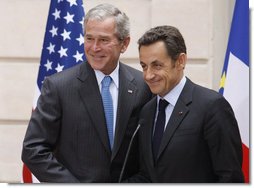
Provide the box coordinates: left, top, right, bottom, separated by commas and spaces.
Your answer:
119, 62, 142, 78
186, 79, 232, 110
44, 63, 84, 84
41, 63, 86, 93
120, 62, 152, 97
186, 78, 223, 101
119, 62, 147, 87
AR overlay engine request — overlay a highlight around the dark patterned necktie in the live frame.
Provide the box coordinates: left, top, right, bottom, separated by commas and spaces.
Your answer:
152, 99, 169, 159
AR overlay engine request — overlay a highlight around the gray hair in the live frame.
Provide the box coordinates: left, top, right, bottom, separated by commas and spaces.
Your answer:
84, 3, 130, 41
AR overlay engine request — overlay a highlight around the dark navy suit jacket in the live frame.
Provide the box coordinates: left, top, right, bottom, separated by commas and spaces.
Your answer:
128, 78, 244, 183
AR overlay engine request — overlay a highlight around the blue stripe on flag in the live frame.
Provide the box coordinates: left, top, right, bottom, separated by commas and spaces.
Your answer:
223, 0, 249, 72
219, 0, 249, 94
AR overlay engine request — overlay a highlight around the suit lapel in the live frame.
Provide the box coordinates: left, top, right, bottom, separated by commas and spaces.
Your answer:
77, 62, 111, 155
111, 63, 138, 160
156, 79, 193, 161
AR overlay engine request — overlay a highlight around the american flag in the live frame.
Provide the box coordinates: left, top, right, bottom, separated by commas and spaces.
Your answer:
22, 0, 85, 183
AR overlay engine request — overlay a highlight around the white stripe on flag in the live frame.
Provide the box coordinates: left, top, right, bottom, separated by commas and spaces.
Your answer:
223, 52, 249, 147
33, 86, 41, 109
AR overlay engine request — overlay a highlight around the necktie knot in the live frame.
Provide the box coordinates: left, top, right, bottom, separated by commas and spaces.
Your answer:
102, 76, 112, 88
158, 99, 169, 111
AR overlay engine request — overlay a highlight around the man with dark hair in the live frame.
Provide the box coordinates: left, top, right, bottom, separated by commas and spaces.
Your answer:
127, 25, 244, 183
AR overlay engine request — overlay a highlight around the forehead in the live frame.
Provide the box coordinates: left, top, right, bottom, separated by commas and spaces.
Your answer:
85, 17, 116, 36
139, 41, 169, 60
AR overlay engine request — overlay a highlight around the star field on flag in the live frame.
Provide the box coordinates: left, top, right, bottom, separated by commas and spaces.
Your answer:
37, 0, 85, 90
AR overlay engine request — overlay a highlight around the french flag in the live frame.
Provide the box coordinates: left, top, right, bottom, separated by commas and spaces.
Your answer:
219, 0, 249, 183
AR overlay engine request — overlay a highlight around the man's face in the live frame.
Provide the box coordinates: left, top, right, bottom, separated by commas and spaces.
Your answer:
84, 17, 129, 75
139, 41, 185, 97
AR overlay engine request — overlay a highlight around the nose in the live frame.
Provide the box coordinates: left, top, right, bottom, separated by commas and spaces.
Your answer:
92, 40, 101, 51
144, 67, 155, 80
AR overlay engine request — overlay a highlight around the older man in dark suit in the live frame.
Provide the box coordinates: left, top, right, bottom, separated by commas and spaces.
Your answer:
21, 4, 152, 182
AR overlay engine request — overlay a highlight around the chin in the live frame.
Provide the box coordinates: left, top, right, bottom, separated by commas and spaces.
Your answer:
150, 89, 159, 95
89, 62, 104, 70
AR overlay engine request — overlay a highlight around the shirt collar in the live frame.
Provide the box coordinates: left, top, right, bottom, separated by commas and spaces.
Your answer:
94, 63, 119, 89
157, 76, 186, 106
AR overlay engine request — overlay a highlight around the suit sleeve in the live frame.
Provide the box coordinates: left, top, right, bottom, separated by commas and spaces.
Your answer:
21, 77, 79, 183
204, 96, 244, 182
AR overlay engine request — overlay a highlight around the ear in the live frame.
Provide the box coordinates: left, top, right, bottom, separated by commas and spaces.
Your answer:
176, 53, 187, 70
120, 37, 130, 53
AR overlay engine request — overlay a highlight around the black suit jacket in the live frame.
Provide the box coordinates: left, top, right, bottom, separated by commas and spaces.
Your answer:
21, 62, 152, 182
129, 78, 244, 183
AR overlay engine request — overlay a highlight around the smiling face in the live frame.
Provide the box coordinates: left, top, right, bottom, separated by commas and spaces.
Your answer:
139, 41, 186, 97
84, 17, 130, 75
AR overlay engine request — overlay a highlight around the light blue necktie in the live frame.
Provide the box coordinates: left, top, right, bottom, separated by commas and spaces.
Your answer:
101, 76, 114, 149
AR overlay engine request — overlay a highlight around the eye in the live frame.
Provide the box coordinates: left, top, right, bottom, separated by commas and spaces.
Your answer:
140, 63, 147, 70
85, 36, 93, 42
100, 38, 110, 44
153, 63, 162, 70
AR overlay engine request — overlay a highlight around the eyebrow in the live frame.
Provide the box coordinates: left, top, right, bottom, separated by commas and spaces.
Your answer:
85, 33, 111, 38
140, 60, 161, 65
150, 60, 163, 65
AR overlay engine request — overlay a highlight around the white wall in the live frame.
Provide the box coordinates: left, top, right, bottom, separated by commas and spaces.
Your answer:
0, 0, 234, 182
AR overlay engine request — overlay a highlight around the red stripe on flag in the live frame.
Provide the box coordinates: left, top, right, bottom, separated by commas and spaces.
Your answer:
22, 164, 32, 183
242, 143, 249, 183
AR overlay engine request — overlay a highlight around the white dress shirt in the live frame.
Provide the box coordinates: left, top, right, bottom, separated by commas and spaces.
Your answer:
155, 76, 187, 132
